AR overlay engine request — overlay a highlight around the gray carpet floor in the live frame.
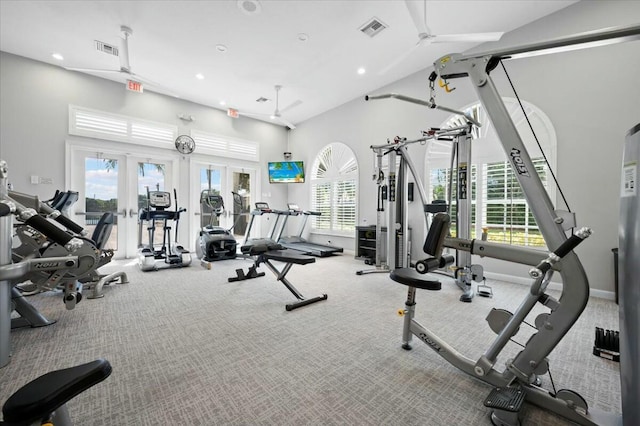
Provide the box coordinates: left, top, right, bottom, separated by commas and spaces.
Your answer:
1, 255, 621, 425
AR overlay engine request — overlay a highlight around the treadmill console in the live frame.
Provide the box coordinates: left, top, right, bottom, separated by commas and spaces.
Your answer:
255, 202, 271, 212
287, 203, 301, 212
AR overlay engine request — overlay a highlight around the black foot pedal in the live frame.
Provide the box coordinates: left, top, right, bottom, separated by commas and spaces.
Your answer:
485, 386, 524, 426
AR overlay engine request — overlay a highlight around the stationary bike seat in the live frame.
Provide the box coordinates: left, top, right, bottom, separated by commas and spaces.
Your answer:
2, 359, 112, 425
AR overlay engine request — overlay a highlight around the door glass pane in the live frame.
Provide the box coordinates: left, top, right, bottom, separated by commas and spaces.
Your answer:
84, 157, 118, 250
137, 162, 167, 210
200, 168, 222, 227
232, 171, 251, 239
138, 162, 167, 248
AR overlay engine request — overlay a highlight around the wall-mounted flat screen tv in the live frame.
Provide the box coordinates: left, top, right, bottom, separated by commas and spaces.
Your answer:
268, 161, 305, 183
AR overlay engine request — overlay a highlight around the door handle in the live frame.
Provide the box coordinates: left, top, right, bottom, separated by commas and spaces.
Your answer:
129, 208, 138, 218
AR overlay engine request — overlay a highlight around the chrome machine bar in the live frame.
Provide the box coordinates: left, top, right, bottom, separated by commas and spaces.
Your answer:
1, 160, 11, 367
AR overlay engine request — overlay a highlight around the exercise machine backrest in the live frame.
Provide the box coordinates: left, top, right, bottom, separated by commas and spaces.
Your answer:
423, 213, 450, 258
90, 212, 114, 251
47, 190, 79, 216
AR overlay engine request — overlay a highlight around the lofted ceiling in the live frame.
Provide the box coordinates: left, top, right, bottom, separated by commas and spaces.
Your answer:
0, 0, 577, 128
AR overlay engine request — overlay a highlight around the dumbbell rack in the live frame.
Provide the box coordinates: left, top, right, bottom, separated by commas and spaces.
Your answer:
593, 327, 620, 362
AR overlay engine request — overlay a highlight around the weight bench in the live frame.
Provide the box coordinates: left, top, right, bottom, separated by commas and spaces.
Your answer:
229, 242, 328, 311
391, 213, 453, 290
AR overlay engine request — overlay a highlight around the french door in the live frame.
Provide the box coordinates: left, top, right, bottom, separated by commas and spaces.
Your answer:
190, 161, 257, 245
68, 144, 176, 259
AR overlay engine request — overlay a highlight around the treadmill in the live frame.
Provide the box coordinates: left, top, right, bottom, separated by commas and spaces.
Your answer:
275, 203, 343, 257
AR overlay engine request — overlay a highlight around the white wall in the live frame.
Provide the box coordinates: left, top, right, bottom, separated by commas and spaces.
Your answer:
0, 52, 290, 247
288, 0, 640, 293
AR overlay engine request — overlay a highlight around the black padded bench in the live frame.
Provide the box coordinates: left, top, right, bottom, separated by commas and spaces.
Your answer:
230, 242, 328, 311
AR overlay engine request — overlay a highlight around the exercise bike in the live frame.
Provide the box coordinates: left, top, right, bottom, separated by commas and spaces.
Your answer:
195, 190, 238, 263
137, 189, 192, 272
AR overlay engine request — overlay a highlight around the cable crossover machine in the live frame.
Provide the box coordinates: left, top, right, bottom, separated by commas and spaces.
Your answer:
365, 23, 640, 426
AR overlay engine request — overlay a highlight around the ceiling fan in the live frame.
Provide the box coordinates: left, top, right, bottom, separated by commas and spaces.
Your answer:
66, 25, 162, 89
380, 0, 504, 74
239, 85, 301, 129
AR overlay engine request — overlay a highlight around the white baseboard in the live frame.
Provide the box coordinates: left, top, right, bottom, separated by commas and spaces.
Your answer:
483, 272, 617, 302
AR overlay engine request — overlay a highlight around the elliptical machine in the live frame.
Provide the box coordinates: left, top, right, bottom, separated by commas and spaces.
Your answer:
195, 190, 238, 263
137, 188, 191, 271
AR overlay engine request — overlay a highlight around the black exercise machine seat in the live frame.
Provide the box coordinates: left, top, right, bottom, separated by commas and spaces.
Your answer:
2, 359, 112, 425
391, 267, 443, 290
391, 213, 452, 291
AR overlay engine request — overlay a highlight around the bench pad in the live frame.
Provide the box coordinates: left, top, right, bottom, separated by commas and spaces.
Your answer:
263, 249, 316, 265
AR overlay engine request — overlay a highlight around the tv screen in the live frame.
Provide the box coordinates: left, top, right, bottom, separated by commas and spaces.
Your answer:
268, 161, 305, 183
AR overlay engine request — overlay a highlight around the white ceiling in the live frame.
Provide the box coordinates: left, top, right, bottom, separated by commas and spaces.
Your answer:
0, 0, 577, 128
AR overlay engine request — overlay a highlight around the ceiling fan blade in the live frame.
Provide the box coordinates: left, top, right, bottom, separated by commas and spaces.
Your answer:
378, 38, 426, 75
129, 72, 163, 88
404, 0, 429, 36
118, 25, 132, 72
279, 99, 302, 114
65, 67, 121, 74
276, 116, 296, 130
430, 32, 504, 43
239, 111, 269, 119
239, 111, 295, 129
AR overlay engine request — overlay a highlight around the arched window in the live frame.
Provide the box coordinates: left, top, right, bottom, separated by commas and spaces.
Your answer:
310, 142, 358, 233
426, 98, 556, 247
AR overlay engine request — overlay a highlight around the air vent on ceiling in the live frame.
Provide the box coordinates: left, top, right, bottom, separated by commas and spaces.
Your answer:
94, 40, 119, 57
359, 17, 387, 38
255, 97, 269, 103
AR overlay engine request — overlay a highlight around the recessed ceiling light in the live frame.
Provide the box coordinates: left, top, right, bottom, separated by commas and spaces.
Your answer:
237, 0, 261, 15
357, 67, 366, 75
52, 53, 64, 61
195, 73, 205, 80
297, 33, 309, 42
216, 44, 228, 53
219, 100, 226, 106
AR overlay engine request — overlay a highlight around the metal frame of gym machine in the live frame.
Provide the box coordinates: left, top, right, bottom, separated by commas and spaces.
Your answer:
357, 107, 487, 301
371, 24, 639, 426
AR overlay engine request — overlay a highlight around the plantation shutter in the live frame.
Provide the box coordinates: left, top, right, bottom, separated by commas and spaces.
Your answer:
310, 143, 358, 233
69, 105, 176, 148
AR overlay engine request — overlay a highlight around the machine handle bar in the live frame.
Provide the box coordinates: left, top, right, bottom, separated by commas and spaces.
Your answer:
53, 214, 84, 234
529, 227, 591, 278
365, 93, 481, 127
25, 214, 74, 247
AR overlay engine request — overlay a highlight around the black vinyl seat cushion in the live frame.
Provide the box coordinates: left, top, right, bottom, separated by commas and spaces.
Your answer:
390, 268, 442, 291
263, 249, 316, 265
2, 359, 112, 425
